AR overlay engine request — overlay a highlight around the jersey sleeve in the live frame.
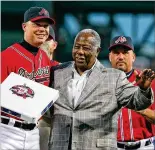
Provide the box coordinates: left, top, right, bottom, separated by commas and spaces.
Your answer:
1, 49, 14, 83
50, 60, 60, 67
1, 51, 9, 83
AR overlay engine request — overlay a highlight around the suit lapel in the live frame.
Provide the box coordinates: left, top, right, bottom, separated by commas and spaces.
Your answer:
60, 64, 73, 108
75, 61, 107, 108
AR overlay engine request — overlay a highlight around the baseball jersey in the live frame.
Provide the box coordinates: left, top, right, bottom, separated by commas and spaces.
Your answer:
1, 41, 51, 120
117, 69, 155, 141
51, 60, 59, 67
1, 42, 51, 85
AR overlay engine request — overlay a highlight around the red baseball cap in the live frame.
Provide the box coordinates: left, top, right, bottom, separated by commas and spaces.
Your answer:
108, 36, 134, 51
24, 7, 55, 25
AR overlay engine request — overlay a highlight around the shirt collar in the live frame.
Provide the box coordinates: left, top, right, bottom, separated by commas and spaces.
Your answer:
19, 39, 39, 55
126, 69, 134, 78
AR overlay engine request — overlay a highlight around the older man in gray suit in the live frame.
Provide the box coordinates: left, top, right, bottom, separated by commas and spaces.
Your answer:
49, 29, 155, 150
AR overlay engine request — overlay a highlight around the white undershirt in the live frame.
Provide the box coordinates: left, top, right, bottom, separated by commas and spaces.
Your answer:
67, 60, 97, 107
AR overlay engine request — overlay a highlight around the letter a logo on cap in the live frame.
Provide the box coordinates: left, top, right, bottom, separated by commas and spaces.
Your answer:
115, 36, 127, 44
39, 8, 48, 16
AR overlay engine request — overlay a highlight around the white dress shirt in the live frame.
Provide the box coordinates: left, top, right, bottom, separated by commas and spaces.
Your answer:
67, 60, 97, 107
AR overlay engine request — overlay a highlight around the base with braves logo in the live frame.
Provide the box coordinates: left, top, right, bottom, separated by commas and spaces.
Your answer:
1, 72, 59, 123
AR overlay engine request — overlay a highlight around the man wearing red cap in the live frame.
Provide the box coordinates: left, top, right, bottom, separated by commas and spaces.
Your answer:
109, 36, 155, 150
1, 6, 55, 150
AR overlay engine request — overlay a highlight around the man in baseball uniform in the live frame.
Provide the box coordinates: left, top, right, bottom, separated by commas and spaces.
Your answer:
109, 36, 155, 150
1, 6, 54, 150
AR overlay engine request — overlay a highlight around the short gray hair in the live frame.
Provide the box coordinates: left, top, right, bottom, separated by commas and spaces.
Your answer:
74, 29, 101, 48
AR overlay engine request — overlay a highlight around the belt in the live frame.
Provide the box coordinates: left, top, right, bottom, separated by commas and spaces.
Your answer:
1, 118, 36, 130
117, 139, 152, 149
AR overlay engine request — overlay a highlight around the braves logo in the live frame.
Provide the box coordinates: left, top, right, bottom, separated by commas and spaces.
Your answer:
115, 36, 127, 44
18, 66, 50, 83
39, 8, 48, 16
10, 84, 34, 99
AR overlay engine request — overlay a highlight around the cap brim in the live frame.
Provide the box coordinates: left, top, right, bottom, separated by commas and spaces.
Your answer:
31, 16, 55, 25
108, 44, 133, 51
48, 35, 55, 40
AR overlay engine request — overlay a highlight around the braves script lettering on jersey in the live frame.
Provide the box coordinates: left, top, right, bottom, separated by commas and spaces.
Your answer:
117, 69, 155, 141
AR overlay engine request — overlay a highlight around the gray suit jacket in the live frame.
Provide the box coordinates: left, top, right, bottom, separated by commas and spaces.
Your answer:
49, 60, 153, 150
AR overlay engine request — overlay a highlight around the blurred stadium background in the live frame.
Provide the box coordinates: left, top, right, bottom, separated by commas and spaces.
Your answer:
1, 1, 155, 70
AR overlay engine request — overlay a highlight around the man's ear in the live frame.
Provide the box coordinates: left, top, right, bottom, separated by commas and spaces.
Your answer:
109, 52, 112, 62
54, 41, 58, 49
96, 47, 101, 57
22, 23, 26, 32
132, 52, 136, 63
97, 47, 101, 53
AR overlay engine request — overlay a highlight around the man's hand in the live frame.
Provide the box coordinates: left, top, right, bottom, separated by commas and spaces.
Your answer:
136, 109, 155, 124
134, 69, 155, 90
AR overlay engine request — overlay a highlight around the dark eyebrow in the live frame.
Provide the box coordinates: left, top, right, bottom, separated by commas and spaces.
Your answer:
75, 43, 91, 47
